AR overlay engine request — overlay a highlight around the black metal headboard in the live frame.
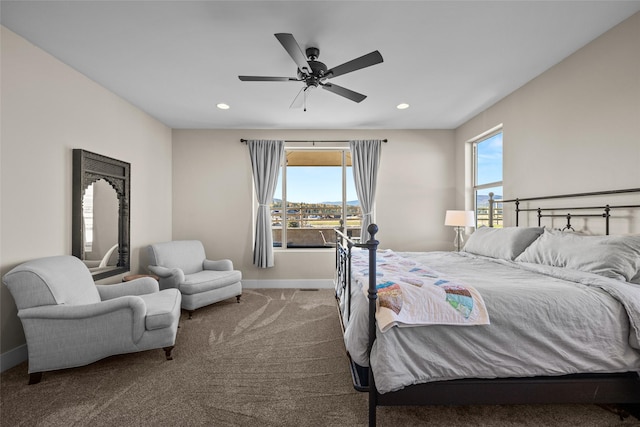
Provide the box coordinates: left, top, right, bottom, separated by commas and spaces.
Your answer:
488, 188, 640, 234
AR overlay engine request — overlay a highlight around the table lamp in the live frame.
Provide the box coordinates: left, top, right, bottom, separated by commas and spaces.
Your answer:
444, 210, 475, 251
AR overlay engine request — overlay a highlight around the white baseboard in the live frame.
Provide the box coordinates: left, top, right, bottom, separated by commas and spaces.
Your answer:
0, 280, 333, 373
241, 279, 334, 289
1, 344, 27, 373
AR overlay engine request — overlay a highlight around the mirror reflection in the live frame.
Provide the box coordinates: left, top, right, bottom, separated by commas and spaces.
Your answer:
81, 179, 119, 274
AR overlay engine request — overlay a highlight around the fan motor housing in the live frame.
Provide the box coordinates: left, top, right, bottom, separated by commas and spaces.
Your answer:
298, 47, 327, 87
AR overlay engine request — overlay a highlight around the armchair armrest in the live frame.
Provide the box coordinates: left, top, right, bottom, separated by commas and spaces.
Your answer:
18, 296, 147, 342
203, 259, 234, 271
18, 296, 146, 320
148, 265, 184, 290
97, 277, 159, 300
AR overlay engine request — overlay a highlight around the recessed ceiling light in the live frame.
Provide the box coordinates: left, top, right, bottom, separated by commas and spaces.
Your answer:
397, 103, 410, 110
216, 103, 230, 110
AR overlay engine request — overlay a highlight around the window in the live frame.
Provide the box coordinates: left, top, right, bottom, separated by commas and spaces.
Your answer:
272, 148, 361, 248
473, 129, 503, 227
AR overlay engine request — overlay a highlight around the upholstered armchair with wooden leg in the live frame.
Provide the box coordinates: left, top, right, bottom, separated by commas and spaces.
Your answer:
2, 255, 181, 384
147, 240, 242, 319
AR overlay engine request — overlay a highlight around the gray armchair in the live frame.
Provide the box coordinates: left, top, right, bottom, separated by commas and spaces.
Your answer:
147, 240, 242, 319
2, 255, 181, 384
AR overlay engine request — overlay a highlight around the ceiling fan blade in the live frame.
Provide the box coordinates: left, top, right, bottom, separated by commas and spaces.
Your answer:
326, 50, 383, 79
321, 83, 366, 103
275, 33, 311, 75
239, 76, 298, 82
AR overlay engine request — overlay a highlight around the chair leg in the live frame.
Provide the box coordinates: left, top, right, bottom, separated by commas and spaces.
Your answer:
187, 310, 194, 319
28, 372, 42, 385
163, 346, 174, 360
236, 295, 241, 303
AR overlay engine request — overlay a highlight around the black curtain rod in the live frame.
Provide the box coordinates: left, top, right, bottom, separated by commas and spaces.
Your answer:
240, 138, 387, 144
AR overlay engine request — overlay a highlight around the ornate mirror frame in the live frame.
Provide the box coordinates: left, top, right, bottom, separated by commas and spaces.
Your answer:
72, 149, 130, 280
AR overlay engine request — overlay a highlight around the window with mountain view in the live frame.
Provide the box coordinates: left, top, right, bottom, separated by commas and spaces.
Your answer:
473, 129, 503, 227
272, 149, 361, 248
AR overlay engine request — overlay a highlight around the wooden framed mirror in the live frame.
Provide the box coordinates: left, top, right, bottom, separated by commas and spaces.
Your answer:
72, 149, 130, 280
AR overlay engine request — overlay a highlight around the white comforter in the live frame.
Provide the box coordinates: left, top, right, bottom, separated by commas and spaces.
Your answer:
342, 251, 640, 394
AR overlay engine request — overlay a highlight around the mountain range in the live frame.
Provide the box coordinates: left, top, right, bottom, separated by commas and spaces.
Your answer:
275, 196, 502, 207
273, 199, 359, 206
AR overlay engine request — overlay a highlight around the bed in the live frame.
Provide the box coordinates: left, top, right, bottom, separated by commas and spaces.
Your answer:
334, 188, 640, 426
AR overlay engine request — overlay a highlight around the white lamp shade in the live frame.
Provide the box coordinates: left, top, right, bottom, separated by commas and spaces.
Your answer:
444, 210, 475, 227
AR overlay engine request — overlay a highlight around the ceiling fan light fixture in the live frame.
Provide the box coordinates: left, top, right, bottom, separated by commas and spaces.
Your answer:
397, 103, 410, 110
216, 103, 230, 110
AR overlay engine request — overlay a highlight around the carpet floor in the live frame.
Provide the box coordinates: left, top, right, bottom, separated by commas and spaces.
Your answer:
1, 288, 638, 426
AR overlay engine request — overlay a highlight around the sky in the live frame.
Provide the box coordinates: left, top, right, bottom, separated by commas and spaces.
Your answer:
274, 166, 357, 204
476, 132, 503, 185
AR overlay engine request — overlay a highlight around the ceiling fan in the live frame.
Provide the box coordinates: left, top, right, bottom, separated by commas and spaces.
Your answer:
239, 33, 383, 111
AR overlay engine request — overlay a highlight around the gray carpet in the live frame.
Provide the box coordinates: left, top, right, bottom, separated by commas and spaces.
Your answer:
1, 288, 638, 426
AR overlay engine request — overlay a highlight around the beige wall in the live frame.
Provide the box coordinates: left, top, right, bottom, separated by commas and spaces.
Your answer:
0, 27, 173, 365
171, 129, 457, 283
455, 12, 640, 231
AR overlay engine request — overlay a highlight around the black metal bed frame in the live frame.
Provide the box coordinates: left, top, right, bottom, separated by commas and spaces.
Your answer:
488, 187, 640, 234
335, 188, 640, 427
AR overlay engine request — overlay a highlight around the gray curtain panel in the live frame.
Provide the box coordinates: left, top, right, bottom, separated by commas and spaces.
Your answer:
350, 139, 382, 241
248, 139, 285, 268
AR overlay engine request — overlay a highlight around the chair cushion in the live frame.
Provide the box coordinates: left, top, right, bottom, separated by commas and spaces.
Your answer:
139, 288, 181, 331
181, 270, 242, 295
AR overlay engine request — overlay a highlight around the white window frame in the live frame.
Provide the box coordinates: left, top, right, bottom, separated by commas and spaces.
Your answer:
471, 125, 503, 227
276, 146, 357, 249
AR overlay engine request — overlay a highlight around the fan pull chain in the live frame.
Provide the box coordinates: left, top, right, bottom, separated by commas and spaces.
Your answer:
304, 88, 308, 112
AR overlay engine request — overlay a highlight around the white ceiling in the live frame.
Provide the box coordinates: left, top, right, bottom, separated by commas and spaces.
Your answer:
2, 1, 640, 130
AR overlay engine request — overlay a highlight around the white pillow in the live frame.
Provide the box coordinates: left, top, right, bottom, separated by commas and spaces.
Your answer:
516, 229, 640, 283
462, 226, 544, 260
